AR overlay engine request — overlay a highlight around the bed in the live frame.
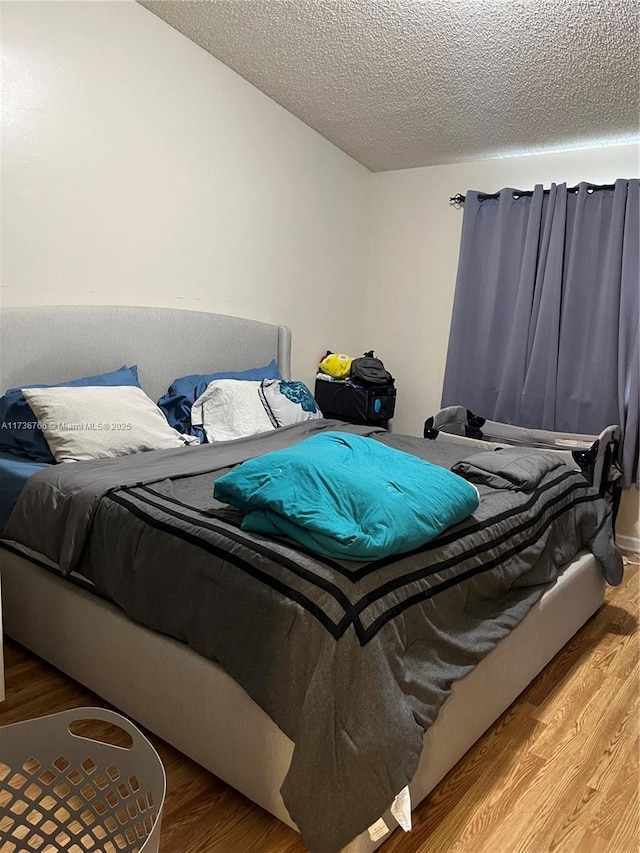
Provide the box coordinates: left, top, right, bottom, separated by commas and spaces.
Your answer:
0, 306, 622, 853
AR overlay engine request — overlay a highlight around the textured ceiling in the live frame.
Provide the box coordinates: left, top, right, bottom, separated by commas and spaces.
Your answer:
137, 0, 640, 172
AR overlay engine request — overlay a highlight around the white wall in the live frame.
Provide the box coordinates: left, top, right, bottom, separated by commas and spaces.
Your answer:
1, 0, 370, 388
616, 488, 640, 553
365, 142, 640, 546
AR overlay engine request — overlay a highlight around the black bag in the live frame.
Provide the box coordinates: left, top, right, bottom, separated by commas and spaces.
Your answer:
314, 380, 396, 424
350, 352, 394, 386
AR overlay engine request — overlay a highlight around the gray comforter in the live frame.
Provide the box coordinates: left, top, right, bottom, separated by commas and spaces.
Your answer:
3, 420, 622, 853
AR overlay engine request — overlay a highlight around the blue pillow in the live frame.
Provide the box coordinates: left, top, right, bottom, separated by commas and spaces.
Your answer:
0, 365, 140, 462
158, 360, 281, 439
214, 431, 480, 560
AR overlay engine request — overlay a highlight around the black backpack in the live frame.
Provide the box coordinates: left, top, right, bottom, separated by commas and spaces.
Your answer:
350, 352, 394, 386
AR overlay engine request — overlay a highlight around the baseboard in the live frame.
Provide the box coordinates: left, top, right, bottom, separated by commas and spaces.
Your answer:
616, 533, 640, 553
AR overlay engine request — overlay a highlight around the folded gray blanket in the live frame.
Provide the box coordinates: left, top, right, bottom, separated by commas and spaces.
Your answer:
452, 447, 566, 490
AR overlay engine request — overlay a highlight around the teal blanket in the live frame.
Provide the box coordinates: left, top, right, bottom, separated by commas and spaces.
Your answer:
213, 431, 479, 560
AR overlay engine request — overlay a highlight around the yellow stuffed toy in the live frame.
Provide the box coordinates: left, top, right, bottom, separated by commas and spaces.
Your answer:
318, 351, 353, 379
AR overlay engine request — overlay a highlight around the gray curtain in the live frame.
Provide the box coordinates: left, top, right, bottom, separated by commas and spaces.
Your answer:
442, 179, 639, 486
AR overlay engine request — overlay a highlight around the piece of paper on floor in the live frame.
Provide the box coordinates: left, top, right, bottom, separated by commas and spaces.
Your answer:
390, 786, 412, 832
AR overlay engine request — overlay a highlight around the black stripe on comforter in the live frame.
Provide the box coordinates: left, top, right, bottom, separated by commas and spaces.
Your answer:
106, 470, 600, 645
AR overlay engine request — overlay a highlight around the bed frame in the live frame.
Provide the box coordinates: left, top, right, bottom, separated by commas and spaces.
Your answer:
0, 306, 606, 853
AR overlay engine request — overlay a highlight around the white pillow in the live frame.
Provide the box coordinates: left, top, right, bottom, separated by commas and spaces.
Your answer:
191, 379, 275, 442
22, 385, 198, 463
259, 379, 323, 427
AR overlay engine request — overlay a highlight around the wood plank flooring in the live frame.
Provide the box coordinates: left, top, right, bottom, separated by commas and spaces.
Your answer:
1, 554, 638, 853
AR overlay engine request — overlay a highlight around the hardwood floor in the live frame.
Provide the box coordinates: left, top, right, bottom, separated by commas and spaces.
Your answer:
1, 554, 638, 853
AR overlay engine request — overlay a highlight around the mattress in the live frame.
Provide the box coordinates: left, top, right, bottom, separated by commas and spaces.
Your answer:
0, 451, 50, 531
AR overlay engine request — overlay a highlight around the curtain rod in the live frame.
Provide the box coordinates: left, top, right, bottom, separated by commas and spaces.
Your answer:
450, 182, 619, 206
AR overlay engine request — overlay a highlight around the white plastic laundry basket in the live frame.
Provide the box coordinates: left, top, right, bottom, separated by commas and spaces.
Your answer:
0, 707, 166, 853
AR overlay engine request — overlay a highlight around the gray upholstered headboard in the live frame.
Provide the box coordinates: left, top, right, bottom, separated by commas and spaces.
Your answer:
0, 306, 291, 401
